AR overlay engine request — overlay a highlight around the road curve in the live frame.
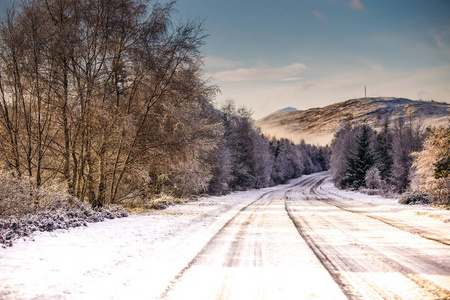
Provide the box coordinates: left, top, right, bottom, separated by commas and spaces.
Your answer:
161, 173, 450, 299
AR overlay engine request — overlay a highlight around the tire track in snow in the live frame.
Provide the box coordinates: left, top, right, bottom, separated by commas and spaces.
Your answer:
160, 175, 346, 299
313, 180, 450, 246
286, 173, 450, 299
158, 190, 274, 299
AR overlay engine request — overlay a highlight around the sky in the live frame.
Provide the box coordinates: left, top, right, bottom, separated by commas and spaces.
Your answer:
170, 0, 450, 118
0, 0, 449, 119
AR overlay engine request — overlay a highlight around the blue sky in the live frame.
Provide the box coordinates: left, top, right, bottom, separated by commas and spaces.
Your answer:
172, 0, 450, 118
1, 0, 449, 118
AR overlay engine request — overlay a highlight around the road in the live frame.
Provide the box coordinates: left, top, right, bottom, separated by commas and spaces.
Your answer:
1, 172, 449, 299
162, 173, 450, 299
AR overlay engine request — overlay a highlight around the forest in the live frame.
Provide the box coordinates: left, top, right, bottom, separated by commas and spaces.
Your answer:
0, 0, 328, 224
329, 116, 450, 205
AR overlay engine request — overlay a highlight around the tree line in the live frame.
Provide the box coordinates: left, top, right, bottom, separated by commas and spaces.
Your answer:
0, 0, 328, 211
329, 116, 450, 205
208, 100, 329, 195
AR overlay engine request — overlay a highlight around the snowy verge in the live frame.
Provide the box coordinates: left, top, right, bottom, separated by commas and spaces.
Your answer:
319, 177, 450, 244
0, 177, 303, 300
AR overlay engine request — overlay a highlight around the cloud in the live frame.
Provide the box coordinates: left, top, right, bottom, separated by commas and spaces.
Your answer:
282, 76, 304, 82
356, 57, 385, 72
348, 0, 365, 10
204, 56, 242, 70
212, 63, 307, 82
434, 32, 450, 56
313, 11, 328, 22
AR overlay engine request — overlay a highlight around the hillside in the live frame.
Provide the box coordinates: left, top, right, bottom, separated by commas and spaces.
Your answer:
255, 97, 450, 146
260, 107, 298, 119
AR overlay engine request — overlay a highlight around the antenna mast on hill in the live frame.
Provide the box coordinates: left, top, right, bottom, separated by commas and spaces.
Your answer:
364, 85, 367, 98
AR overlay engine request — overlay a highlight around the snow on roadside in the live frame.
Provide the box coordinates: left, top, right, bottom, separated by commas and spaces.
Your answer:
321, 177, 450, 222
319, 177, 450, 244
0, 178, 302, 300
2, 173, 448, 300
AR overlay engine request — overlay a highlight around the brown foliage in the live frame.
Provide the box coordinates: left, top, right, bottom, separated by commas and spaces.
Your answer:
0, 0, 220, 207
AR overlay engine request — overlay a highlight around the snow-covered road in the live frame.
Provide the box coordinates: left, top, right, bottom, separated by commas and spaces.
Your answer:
1, 172, 450, 299
287, 175, 450, 299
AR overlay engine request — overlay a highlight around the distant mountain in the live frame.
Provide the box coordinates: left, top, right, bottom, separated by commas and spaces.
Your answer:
255, 97, 450, 146
260, 107, 298, 120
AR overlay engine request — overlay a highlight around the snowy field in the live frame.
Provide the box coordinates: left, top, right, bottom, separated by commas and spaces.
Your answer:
1, 173, 449, 299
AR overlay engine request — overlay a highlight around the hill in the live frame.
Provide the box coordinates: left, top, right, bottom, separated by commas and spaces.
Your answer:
259, 107, 298, 120
255, 97, 450, 146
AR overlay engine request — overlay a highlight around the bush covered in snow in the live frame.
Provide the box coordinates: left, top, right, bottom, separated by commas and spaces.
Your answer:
365, 166, 384, 190
399, 191, 431, 205
0, 172, 36, 217
0, 172, 128, 247
0, 205, 128, 247
121, 193, 184, 211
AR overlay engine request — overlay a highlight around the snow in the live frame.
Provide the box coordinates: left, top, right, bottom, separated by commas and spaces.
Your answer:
1, 174, 449, 299
319, 177, 450, 245
163, 191, 346, 299
0, 180, 299, 300
287, 174, 450, 299
321, 177, 450, 223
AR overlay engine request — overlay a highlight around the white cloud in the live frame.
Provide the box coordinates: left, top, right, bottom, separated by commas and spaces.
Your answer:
434, 32, 450, 56
282, 76, 304, 82
204, 56, 242, 70
349, 0, 365, 11
212, 63, 307, 82
313, 11, 328, 22
356, 57, 385, 72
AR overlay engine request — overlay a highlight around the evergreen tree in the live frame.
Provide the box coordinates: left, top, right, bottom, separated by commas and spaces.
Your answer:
374, 118, 393, 182
435, 156, 450, 179
317, 148, 328, 171
433, 126, 450, 180
342, 125, 374, 189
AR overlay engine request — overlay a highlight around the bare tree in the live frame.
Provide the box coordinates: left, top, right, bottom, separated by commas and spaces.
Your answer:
391, 116, 424, 192
411, 125, 450, 205
0, 0, 220, 207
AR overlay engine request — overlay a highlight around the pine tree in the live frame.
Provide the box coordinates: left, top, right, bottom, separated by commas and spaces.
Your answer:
342, 125, 374, 189
374, 118, 393, 182
317, 148, 327, 171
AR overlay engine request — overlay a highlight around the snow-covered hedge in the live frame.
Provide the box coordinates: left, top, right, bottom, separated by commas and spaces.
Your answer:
399, 191, 431, 205
0, 204, 128, 247
0, 172, 128, 247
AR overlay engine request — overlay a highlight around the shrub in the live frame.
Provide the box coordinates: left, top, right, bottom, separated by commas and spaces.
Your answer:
0, 172, 36, 217
358, 188, 383, 196
399, 191, 431, 205
365, 166, 383, 189
0, 205, 128, 247
0, 172, 129, 247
